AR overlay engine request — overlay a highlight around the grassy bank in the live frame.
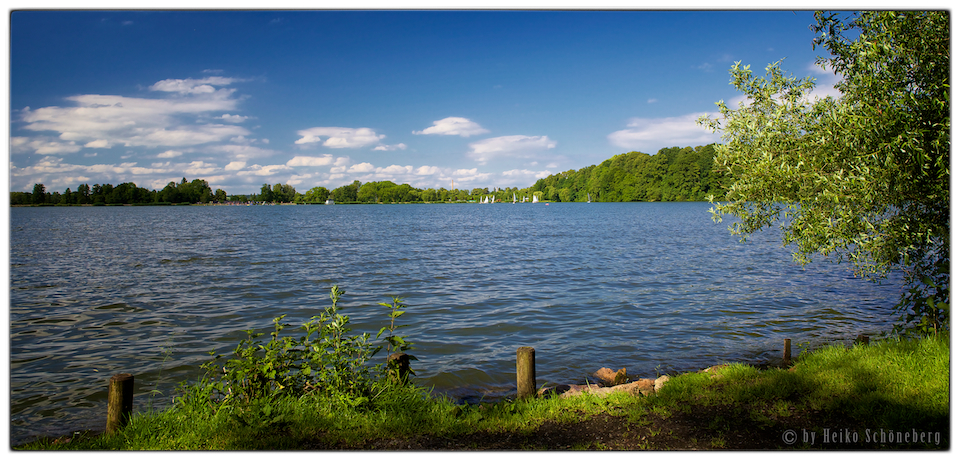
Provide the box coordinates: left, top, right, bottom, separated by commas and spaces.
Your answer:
18, 332, 948, 450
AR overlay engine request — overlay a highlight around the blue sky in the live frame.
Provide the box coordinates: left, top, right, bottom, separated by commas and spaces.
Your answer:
8, 8, 843, 195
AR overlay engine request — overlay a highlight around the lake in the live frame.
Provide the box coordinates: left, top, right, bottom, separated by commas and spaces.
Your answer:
8, 202, 901, 444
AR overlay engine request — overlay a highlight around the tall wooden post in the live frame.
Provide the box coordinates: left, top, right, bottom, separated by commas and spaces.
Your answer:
106, 373, 134, 434
516, 346, 536, 399
782, 339, 792, 366
856, 334, 870, 346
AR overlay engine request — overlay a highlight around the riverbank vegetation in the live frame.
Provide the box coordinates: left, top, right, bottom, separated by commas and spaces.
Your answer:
18, 311, 949, 450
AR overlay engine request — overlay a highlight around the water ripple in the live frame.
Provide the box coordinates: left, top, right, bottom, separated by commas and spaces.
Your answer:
9, 203, 901, 444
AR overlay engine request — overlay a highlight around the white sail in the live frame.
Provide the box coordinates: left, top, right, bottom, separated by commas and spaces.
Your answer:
532, 195, 539, 203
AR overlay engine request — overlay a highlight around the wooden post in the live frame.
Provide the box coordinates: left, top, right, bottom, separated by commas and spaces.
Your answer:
387, 352, 412, 384
782, 339, 792, 366
106, 373, 134, 434
856, 334, 870, 346
516, 346, 536, 399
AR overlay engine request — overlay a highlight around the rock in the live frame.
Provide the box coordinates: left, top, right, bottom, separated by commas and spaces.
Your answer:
538, 384, 572, 397
594, 367, 628, 386
654, 375, 670, 392
553, 379, 656, 399
629, 378, 656, 396
559, 383, 603, 398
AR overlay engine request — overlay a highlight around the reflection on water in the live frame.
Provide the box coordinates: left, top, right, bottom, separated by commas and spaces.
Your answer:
8, 203, 900, 443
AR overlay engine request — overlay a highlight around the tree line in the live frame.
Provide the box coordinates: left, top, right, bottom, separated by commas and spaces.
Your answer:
531, 144, 726, 202
10, 178, 222, 206
12, 144, 725, 206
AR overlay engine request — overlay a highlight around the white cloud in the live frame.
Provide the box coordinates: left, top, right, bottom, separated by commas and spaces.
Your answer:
449, 168, 492, 184
149, 77, 238, 95
237, 164, 292, 176
502, 168, 553, 178
219, 114, 249, 123
18, 80, 245, 149
286, 155, 336, 167
379, 164, 413, 175
413, 117, 489, 137
373, 143, 407, 151
208, 144, 277, 159
347, 162, 376, 173
184, 160, 220, 176
157, 150, 183, 158
467, 135, 557, 164
141, 124, 248, 147
9, 137, 82, 155
414, 165, 439, 176
607, 113, 721, 152
8, 156, 183, 191
225, 161, 247, 171
294, 127, 385, 148
84, 139, 111, 148
287, 173, 313, 186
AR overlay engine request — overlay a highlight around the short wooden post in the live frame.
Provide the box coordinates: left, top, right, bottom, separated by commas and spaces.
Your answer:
856, 334, 870, 346
782, 338, 792, 366
106, 373, 134, 434
516, 346, 536, 399
387, 352, 413, 384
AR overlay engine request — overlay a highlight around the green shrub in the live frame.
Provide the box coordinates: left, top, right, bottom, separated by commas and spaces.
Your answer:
194, 285, 412, 415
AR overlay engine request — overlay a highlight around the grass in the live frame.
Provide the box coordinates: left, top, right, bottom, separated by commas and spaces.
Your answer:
17, 333, 949, 450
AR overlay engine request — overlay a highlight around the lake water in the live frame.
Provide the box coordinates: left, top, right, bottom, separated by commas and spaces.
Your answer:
8, 202, 901, 444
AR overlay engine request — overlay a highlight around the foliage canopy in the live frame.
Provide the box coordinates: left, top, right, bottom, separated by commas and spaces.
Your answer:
698, 11, 949, 334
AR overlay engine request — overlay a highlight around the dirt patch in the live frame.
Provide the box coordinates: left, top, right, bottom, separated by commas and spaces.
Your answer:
303, 404, 948, 450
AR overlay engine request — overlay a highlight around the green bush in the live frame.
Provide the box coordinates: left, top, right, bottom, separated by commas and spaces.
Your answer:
191, 285, 412, 416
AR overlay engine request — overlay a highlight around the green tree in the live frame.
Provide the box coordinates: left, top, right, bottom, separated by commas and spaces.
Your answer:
357, 182, 379, 203
259, 183, 274, 203
698, 11, 949, 334
420, 188, 438, 203
271, 183, 296, 203
331, 180, 360, 203
76, 183, 91, 204
188, 179, 213, 203
301, 186, 331, 203
31, 183, 46, 204
10, 192, 31, 205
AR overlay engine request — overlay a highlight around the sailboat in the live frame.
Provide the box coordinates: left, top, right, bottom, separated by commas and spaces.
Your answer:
513, 193, 517, 204
587, 193, 591, 203
532, 195, 539, 204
